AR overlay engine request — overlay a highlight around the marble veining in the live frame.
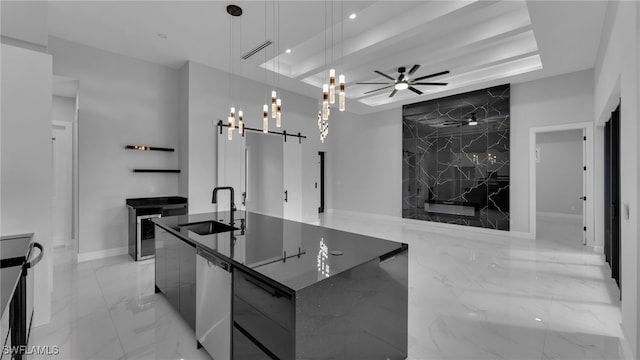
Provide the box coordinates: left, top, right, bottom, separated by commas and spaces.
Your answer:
30, 214, 622, 360
403, 84, 510, 230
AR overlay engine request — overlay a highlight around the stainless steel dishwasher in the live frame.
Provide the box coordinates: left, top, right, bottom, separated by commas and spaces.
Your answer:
196, 247, 232, 360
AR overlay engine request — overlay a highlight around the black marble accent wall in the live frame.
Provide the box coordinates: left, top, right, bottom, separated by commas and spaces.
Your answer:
402, 84, 510, 230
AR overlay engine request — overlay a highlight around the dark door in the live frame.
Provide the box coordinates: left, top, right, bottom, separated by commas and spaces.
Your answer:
604, 102, 621, 295
318, 151, 325, 213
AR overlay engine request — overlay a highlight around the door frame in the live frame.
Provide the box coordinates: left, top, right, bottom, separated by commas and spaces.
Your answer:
529, 122, 595, 247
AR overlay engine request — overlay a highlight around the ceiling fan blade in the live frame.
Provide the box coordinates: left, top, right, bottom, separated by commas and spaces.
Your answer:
408, 87, 423, 95
356, 82, 393, 85
374, 70, 395, 81
413, 70, 450, 81
407, 64, 420, 77
364, 85, 394, 94
412, 82, 448, 86
389, 89, 398, 98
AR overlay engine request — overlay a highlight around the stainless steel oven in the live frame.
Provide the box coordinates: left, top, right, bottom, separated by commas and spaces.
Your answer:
136, 214, 161, 261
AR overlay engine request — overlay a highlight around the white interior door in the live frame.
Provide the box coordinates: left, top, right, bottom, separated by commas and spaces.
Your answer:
283, 138, 302, 221
217, 128, 245, 212
245, 132, 283, 217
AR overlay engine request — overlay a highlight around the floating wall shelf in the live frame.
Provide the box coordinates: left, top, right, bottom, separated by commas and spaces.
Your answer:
133, 169, 180, 173
126, 145, 175, 152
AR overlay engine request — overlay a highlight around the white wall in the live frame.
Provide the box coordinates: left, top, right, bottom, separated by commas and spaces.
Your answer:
184, 61, 326, 221
0, 0, 48, 50
593, 1, 639, 357
1, 44, 53, 326
536, 130, 583, 216
48, 37, 180, 255
510, 69, 594, 233
329, 69, 594, 235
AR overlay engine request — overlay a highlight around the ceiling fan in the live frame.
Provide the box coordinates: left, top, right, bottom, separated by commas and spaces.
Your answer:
357, 65, 449, 97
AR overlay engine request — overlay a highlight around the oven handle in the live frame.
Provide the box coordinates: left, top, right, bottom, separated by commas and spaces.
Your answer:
26, 242, 44, 269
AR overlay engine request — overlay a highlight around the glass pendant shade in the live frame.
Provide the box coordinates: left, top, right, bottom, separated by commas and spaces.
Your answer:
322, 84, 329, 120
276, 98, 282, 127
229, 107, 236, 129
339, 74, 346, 111
271, 91, 277, 118
238, 110, 244, 134
263, 104, 269, 133
329, 69, 336, 104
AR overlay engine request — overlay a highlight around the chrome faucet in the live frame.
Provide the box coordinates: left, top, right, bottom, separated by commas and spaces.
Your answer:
212, 186, 236, 212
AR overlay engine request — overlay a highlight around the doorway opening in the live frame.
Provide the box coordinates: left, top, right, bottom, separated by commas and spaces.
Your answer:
604, 103, 621, 293
529, 122, 594, 247
52, 75, 79, 256
535, 129, 585, 246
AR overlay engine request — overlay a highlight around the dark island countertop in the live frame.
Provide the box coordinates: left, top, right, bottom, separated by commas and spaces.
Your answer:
154, 211, 406, 292
0, 233, 33, 319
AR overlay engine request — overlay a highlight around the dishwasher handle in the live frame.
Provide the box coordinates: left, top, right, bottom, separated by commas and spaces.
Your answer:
197, 248, 231, 272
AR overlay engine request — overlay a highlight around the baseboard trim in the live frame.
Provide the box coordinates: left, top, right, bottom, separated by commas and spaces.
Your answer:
618, 328, 634, 360
325, 209, 534, 239
537, 211, 582, 221
77, 246, 128, 262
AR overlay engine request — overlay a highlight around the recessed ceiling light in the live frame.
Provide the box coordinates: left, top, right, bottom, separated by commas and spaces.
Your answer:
285, 49, 292, 54
158, 33, 168, 40
349, 13, 356, 20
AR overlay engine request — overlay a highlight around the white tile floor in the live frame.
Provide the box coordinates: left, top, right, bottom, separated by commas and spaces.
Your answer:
31, 213, 623, 360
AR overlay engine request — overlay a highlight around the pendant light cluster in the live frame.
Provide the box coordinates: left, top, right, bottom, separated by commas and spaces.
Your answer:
227, 5, 243, 141
262, 0, 283, 134
318, 0, 347, 143
224, 3, 283, 141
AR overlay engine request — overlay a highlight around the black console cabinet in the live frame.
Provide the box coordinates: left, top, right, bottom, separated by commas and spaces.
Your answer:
154, 225, 196, 330
126, 197, 187, 261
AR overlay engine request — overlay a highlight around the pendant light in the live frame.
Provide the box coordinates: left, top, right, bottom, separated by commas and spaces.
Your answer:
339, 74, 345, 111
271, 90, 277, 118
329, 69, 336, 104
226, 5, 243, 141
339, 0, 346, 111
322, 84, 329, 120
276, 98, 282, 127
263, 104, 269, 133
238, 110, 244, 134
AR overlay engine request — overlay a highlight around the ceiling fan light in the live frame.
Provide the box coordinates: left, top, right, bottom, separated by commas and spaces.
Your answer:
395, 82, 409, 90
468, 114, 478, 126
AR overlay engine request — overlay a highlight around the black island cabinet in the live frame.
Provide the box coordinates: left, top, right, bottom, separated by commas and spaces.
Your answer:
154, 211, 408, 360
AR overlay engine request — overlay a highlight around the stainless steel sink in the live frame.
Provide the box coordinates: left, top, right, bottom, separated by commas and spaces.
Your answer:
179, 221, 237, 236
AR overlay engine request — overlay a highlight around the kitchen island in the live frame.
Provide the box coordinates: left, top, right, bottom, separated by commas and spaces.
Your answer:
154, 211, 408, 360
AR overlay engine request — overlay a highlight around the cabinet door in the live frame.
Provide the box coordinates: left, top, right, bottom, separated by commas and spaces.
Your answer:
179, 241, 196, 331
154, 226, 167, 293
165, 233, 180, 310
233, 269, 294, 360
